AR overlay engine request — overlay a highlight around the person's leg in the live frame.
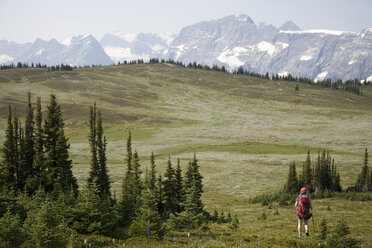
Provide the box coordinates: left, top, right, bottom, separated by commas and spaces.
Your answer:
304, 219, 309, 236
298, 219, 302, 237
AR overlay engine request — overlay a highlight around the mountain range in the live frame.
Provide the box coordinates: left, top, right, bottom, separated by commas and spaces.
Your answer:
1, 14, 371, 81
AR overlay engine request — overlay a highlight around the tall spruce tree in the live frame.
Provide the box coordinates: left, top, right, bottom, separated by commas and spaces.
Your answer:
184, 155, 204, 213
87, 103, 99, 185
163, 157, 178, 216
284, 161, 299, 194
34, 97, 46, 191
128, 169, 165, 239
87, 104, 111, 198
132, 150, 143, 211
175, 158, 185, 212
96, 111, 110, 198
356, 148, 369, 192
156, 175, 165, 217
301, 150, 313, 192
43, 94, 78, 195
1, 107, 15, 192
149, 152, 156, 190
24, 92, 36, 193
119, 130, 136, 227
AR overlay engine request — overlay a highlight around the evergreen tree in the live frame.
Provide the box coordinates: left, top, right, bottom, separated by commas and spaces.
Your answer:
73, 179, 114, 235
87, 103, 99, 185
43, 94, 78, 195
319, 216, 328, 240
55, 128, 78, 196
87, 104, 111, 198
23, 197, 73, 247
11, 112, 20, 192
34, 97, 46, 191
128, 170, 165, 240
175, 158, 185, 212
0, 208, 25, 247
119, 130, 136, 227
0, 107, 16, 192
149, 152, 156, 190
156, 175, 165, 216
302, 150, 313, 192
163, 157, 178, 216
167, 182, 206, 231
327, 220, 360, 248
356, 148, 369, 192
284, 161, 299, 194
96, 111, 110, 198
184, 155, 204, 213
331, 159, 342, 192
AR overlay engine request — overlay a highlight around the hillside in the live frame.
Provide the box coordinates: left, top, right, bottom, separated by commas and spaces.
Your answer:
1, 64, 372, 246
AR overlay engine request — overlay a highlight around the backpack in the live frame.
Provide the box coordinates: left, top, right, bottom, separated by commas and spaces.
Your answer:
296, 194, 312, 219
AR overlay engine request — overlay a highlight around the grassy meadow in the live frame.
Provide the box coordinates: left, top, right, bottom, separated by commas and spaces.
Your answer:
0, 64, 372, 247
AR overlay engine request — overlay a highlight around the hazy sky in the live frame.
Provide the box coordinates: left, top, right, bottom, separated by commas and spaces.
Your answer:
1, 0, 371, 43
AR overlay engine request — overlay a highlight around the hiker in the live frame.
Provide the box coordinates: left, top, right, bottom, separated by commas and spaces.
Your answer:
295, 187, 312, 237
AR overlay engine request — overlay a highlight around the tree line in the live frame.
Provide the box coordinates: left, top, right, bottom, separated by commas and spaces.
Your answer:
0, 94, 238, 247
284, 149, 371, 194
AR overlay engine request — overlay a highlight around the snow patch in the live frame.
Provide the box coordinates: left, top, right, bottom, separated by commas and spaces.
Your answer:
103, 46, 149, 63
278, 71, 288, 77
316, 71, 328, 80
35, 49, 44, 55
60, 37, 72, 46
0, 54, 13, 63
151, 44, 165, 52
257, 41, 275, 55
235, 14, 248, 22
300, 55, 312, 61
217, 47, 245, 68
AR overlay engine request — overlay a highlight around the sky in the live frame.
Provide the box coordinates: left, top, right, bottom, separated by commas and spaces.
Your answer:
0, 0, 371, 43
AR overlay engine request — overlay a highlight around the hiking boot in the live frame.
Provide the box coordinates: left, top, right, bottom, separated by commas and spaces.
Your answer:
306, 232, 309, 237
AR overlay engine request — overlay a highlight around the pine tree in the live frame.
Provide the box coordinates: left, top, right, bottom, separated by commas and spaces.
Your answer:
314, 151, 321, 193
175, 158, 185, 212
128, 170, 165, 239
24, 92, 37, 193
119, 130, 137, 227
302, 150, 313, 192
0, 208, 25, 247
163, 157, 178, 216
356, 148, 369, 192
34, 97, 46, 191
12, 112, 22, 192
87, 104, 111, 198
284, 161, 299, 194
73, 179, 114, 235
43, 94, 78, 195
87, 103, 99, 185
184, 155, 204, 213
0, 107, 15, 192
156, 175, 165, 216
96, 111, 110, 198
149, 152, 156, 190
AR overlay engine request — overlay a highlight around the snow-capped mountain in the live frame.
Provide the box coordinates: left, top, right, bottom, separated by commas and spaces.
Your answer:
1, 14, 371, 81
0, 34, 113, 66
100, 32, 176, 63
166, 14, 372, 81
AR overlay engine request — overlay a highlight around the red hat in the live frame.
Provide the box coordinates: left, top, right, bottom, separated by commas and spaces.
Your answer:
300, 187, 307, 194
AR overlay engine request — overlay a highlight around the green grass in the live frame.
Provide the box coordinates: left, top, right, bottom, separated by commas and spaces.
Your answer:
0, 64, 372, 246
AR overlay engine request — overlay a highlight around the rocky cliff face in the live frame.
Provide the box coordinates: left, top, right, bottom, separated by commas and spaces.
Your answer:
166, 14, 372, 81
